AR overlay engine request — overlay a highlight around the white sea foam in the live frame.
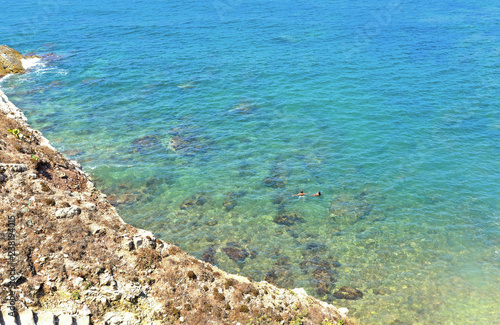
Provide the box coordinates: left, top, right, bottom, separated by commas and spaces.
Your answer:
21, 57, 45, 71
0, 73, 13, 83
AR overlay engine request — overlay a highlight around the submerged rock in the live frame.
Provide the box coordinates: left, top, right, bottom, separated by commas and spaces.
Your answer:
201, 245, 218, 265
231, 100, 258, 115
329, 194, 373, 226
222, 191, 246, 211
312, 266, 334, 296
304, 242, 328, 254
373, 287, 391, 295
132, 135, 162, 154
63, 148, 84, 157
300, 244, 340, 297
299, 256, 341, 272
302, 259, 338, 296
237, 161, 255, 177
262, 176, 285, 188
168, 121, 212, 156
264, 254, 295, 288
333, 286, 363, 300
206, 219, 218, 226
41, 52, 62, 62
108, 192, 142, 207
222, 242, 249, 262
273, 211, 305, 226
145, 173, 176, 188
262, 159, 290, 188
180, 194, 208, 210
272, 192, 289, 205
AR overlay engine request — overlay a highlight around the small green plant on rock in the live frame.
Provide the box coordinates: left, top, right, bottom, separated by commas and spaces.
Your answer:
7, 128, 23, 139
72, 290, 80, 300
290, 310, 308, 325
322, 319, 345, 325
246, 315, 268, 325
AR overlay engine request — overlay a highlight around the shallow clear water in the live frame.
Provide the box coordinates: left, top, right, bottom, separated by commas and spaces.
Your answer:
1, 0, 499, 323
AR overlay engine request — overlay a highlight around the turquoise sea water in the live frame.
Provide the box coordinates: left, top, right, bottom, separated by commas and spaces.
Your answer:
1, 0, 499, 323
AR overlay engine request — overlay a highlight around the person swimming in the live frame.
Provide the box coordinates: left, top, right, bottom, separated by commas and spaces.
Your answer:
293, 190, 321, 197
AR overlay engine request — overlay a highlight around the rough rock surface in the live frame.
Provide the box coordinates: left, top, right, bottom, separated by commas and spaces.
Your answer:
0, 45, 28, 77
0, 86, 356, 324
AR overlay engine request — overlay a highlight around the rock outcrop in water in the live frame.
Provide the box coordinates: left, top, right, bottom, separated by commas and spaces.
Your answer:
0, 45, 39, 78
0, 82, 356, 323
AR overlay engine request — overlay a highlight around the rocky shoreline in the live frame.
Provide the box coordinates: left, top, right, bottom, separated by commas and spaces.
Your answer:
0, 46, 355, 325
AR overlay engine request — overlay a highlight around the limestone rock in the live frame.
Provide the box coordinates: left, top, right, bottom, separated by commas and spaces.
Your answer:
0, 89, 29, 122
291, 288, 308, 297
101, 287, 122, 301
19, 309, 36, 325
0, 45, 25, 77
1, 304, 17, 324
89, 223, 105, 235
76, 315, 91, 325
59, 314, 74, 325
338, 307, 349, 318
80, 305, 92, 316
55, 205, 81, 218
37, 311, 56, 324
83, 202, 97, 211
104, 312, 138, 325
73, 277, 84, 288
122, 283, 143, 302
99, 273, 115, 287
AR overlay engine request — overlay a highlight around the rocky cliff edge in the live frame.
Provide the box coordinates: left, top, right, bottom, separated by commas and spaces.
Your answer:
0, 84, 355, 325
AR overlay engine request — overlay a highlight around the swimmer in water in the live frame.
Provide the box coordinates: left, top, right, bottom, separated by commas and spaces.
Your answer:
311, 191, 322, 196
292, 190, 307, 196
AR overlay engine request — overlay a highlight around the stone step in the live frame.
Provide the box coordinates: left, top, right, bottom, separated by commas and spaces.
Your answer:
1, 304, 19, 325
0, 306, 91, 325
58, 314, 74, 325
35, 311, 56, 324
19, 309, 35, 325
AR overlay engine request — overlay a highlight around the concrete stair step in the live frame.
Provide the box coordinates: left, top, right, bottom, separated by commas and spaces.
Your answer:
0, 306, 91, 325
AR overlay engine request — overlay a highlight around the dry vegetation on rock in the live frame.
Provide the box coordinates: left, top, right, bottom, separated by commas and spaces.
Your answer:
0, 88, 356, 324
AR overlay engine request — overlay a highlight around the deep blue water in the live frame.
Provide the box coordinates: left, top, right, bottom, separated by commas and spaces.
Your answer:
1, 0, 499, 323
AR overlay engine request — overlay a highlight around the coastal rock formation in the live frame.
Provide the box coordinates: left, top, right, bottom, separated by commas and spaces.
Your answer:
0, 86, 356, 324
0, 45, 40, 78
0, 45, 25, 76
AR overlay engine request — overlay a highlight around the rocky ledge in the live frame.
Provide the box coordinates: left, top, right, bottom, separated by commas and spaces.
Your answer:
0, 79, 355, 324
0, 45, 40, 78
